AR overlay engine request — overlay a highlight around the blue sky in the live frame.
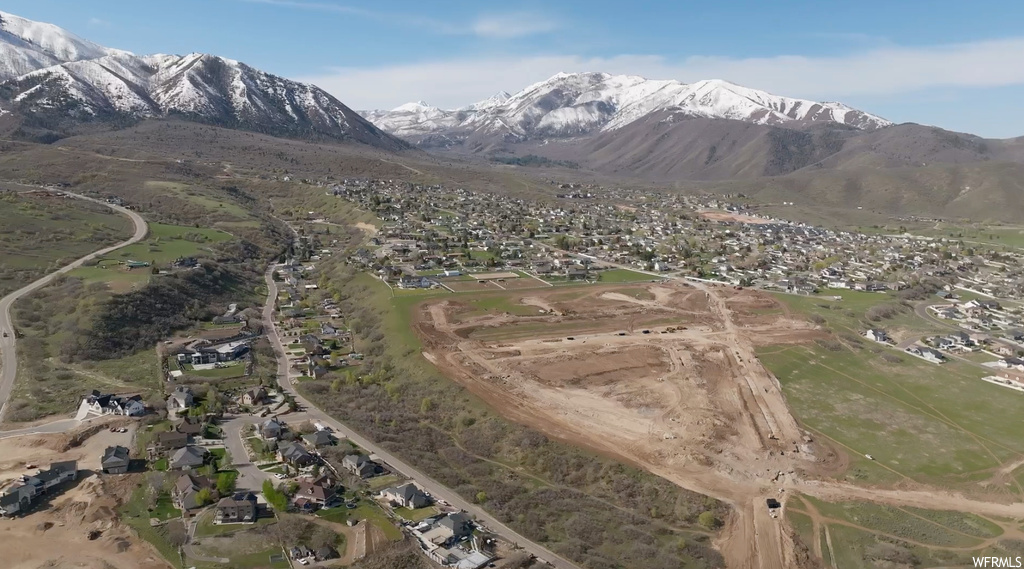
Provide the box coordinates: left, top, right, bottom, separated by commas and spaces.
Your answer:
6, 0, 1024, 137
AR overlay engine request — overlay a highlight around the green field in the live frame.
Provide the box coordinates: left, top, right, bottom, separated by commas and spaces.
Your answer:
315, 502, 403, 541
185, 361, 246, 379
394, 505, 440, 522
787, 496, 1015, 569
0, 191, 134, 296
461, 293, 547, 317
145, 181, 252, 221
597, 268, 654, 283
762, 292, 1024, 491
69, 222, 232, 289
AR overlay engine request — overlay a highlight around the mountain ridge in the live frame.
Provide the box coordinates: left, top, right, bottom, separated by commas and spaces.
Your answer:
0, 11, 406, 149
361, 71, 892, 144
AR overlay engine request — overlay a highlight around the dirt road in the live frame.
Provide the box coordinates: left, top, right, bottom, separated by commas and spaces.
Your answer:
0, 190, 148, 423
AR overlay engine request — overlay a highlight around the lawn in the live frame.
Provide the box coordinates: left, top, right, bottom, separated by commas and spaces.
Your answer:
366, 474, 402, 491
597, 268, 655, 283
394, 505, 439, 522
120, 485, 185, 568
188, 362, 246, 379
316, 507, 350, 524
152, 493, 181, 521
319, 503, 403, 541
152, 458, 169, 471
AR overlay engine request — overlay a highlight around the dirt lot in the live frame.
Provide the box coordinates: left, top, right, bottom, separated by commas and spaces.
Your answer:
700, 210, 775, 225
0, 423, 172, 569
493, 275, 550, 290
442, 280, 502, 292
413, 281, 830, 569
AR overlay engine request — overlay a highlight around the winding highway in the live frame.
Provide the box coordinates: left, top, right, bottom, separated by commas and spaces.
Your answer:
0, 191, 148, 423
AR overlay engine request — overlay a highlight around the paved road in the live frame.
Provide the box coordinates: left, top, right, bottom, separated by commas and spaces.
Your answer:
0, 192, 148, 423
0, 418, 81, 439
261, 264, 581, 569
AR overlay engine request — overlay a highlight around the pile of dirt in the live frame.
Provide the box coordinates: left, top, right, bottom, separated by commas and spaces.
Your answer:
45, 419, 133, 452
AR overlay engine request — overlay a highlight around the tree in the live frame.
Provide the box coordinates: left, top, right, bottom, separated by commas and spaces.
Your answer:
263, 480, 289, 511
698, 511, 719, 530
196, 488, 213, 507
165, 519, 188, 547
309, 525, 338, 549
216, 471, 237, 495
475, 491, 487, 504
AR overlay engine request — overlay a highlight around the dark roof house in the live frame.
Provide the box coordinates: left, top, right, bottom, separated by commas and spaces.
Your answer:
101, 446, 130, 474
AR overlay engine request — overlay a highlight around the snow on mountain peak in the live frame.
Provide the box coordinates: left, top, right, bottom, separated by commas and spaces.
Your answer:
0, 10, 128, 80
0, 10, 406, 149
393, 101, 434, 112
365, 71, 892, 140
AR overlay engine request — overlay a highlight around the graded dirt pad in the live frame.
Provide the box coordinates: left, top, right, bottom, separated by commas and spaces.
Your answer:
443, 280, 502, 292
523, 345, 671, 387
0, 427, 171, 569
700, 210, 775, 225
0, 420, 135, 486
495, 276, 550, 290
412, 280, 834, 569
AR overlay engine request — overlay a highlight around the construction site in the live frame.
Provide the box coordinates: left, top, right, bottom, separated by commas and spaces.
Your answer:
0, 422, 172, 569
412, 280, 833, 569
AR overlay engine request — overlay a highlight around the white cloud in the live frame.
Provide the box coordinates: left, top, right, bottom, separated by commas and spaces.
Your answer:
299, 38, 1024, 111
238, 0, 555, 38
87, 17, 111, 28
471, 13, 558, 39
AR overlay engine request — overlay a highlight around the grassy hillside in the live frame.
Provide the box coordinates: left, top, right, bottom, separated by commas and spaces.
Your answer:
0, 190, 133, 295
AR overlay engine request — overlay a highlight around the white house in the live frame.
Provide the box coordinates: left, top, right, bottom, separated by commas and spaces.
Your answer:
75, 391, 147, 420
864, 329, 890, 343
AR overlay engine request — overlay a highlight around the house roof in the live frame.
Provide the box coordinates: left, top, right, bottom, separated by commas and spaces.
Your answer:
342, 454, 369, 467
157, 431, 189, 445
174, 472, 212, 495
440, 512, 471, 532
296, 481, 335, 501
175, 417, 205, 435
279, 441, 311, 461
170, 446, 207, 468
385, 483, 424, 502
316, 546, 339, 560
101, 446, 130, 466
302, 431, 333, 446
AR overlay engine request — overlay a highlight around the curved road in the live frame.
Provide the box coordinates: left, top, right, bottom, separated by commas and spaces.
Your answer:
0, 192, 148, 422
261, 265, 581, 569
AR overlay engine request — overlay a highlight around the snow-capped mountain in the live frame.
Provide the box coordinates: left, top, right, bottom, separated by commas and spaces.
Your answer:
0, 11, 405, 148
0, 10, 127, 81
364, 72, 891, 143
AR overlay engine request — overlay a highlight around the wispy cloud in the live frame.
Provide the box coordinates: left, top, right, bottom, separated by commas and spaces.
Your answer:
471, 13, 558, 39
238, 0, 556, 38
299, 37, 1024, 112
87, 17, 111, 28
